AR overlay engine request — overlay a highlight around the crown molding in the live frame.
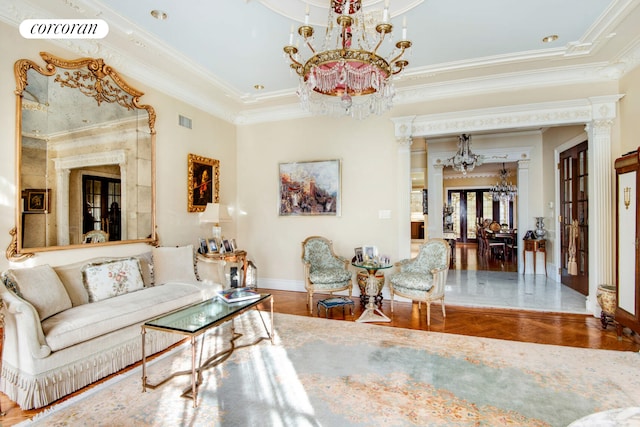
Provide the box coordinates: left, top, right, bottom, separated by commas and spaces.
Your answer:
398, 96, 623, 138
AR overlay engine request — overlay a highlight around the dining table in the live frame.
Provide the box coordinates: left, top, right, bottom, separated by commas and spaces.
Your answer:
486, 229, 517, 259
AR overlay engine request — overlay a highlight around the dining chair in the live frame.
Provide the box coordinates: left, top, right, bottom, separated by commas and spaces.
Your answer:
480, 227, 505, 260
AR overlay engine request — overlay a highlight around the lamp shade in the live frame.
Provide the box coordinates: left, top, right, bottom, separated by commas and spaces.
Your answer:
200, 203, 220, 224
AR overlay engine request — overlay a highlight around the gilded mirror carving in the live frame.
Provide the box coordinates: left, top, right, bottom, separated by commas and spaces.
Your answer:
8, 52, 157, 261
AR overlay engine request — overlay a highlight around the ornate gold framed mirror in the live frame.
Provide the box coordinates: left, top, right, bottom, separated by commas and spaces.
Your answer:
8, 52, 157, 261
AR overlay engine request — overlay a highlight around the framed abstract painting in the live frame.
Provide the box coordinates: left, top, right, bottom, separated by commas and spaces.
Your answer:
279, 159, 341, 216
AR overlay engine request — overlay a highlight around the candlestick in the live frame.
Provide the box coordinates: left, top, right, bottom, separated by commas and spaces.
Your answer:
402, 16, 407, 40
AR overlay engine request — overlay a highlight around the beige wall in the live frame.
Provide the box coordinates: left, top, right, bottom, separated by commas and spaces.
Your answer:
0, 21, 237, 271
236, 116, 398, 287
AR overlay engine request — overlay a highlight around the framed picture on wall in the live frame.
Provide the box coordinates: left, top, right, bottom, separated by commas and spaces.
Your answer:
23, 189, 50, 214
187, 153, 220, 212
278, 159, 341, 216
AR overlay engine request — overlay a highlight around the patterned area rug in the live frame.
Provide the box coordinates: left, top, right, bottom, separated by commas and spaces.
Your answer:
22, 312, 640, 427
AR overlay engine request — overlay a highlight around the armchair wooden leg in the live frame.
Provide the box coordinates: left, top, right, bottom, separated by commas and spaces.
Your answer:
441, 300, 446, 318
427, 302, 431, 326
308, 292, 313, 315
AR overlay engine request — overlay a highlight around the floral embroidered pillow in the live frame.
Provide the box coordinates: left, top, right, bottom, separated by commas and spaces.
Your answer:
81, 258, 144, 302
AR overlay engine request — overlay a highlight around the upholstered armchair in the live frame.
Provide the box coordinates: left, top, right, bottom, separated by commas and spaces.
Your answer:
388, 239, 450, 325
301, 236, 353, 314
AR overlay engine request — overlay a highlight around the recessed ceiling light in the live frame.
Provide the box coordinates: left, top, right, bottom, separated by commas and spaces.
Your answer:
150, 10, 168, 20
542, 34, 558, 43
254, 84, 264, 90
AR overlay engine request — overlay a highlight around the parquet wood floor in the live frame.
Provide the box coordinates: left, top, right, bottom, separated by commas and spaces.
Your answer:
1, 244, 637, 425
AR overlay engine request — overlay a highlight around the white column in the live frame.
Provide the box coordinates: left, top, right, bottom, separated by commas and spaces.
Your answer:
585, 96, 618, 315
55, 167, 70, 246
396, 135, 412, 260
392, 116, 415, 260
517, 159, 530, 273
429, 164, 444, 239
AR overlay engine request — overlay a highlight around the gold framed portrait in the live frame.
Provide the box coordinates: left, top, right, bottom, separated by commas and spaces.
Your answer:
187, 154, 219, 212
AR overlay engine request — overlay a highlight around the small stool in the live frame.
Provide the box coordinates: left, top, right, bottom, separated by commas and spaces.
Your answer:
317, 297, 355, 318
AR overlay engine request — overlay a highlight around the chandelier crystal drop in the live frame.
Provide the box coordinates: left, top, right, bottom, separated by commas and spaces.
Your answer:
490, 163, 518, 202
283, 0, 412, 119
444, 134, 483, 175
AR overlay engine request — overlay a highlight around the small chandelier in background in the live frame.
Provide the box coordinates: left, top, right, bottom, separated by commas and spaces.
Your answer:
283, 0, 412, 119
490, 163, 518, 202
445, 134, 483, 175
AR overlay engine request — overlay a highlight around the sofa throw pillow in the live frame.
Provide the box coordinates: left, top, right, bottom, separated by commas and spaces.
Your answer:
7, 264, 72, 320
54, 259, 95, 307
136, 251, 154, 286
81, 258, 145, 302
152, 245, 197, 285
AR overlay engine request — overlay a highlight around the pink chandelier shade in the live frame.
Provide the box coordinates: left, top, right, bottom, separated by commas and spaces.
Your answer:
284, 0, 412, 118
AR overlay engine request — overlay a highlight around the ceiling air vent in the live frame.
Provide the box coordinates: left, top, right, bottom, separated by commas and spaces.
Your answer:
178, 115, 192, 129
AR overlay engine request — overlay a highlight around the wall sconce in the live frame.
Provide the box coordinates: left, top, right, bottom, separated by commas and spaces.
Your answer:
624, 187, 631, 209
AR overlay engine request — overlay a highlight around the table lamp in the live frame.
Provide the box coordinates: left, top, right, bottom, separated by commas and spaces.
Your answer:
200, 203, 222, 239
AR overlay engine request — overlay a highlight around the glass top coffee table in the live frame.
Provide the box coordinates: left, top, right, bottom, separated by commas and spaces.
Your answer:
141, 293, 273, 407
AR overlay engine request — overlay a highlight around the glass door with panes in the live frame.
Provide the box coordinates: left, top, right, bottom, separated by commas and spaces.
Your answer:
559, 141, 589, 295
448, 189, 515, 242
83, 175, 122, 241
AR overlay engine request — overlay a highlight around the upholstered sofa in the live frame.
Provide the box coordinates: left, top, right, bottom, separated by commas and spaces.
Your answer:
0, 245, 221, 409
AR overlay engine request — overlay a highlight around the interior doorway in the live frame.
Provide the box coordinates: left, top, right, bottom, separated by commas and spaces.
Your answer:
559, 141, 589, 295
82, 175, 122, 241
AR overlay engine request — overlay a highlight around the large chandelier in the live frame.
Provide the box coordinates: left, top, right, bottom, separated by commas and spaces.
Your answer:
445, 134, 483, 175
283, 0, 412, 119
490, 163, 518, 202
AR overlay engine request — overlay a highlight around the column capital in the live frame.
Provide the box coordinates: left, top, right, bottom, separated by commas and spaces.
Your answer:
56, 167, 71, 177
391, 115, 416, 148
588, 95, 624, 120
517, 158, 531, 170
396, 136, 413, 148
585, 119, 615, 134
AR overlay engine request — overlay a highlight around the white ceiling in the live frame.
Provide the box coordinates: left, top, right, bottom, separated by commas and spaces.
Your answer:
3, 0, 640, 124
